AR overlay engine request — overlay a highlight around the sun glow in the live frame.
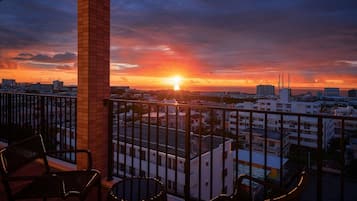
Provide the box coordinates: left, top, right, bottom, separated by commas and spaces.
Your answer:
171, 75, 182, 91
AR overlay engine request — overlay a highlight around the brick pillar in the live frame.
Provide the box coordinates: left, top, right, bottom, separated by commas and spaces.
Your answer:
77, 0, 110, 176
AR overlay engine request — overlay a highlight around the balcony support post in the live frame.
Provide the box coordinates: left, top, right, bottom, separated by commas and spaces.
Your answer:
77, 0, 110, 176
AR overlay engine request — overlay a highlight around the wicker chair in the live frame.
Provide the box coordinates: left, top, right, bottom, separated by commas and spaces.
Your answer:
211, 170, 308, 201
0, 134, 101, 201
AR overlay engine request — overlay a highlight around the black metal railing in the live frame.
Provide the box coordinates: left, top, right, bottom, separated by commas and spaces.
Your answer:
0, 92, 77, 163
1, 92, 357, 200
107, 98, 357, 201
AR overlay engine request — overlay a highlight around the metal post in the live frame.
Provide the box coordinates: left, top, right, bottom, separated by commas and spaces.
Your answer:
317, 117, 323, 201
184, 107, 191, 200
107, 100, 113, 181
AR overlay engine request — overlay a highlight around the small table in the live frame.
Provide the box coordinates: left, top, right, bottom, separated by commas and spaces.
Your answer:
108, 177, 167, 201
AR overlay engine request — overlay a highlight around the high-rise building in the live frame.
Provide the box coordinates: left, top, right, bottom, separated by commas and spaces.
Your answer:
348, 89, 357, 97
324, 88, 340, 97
1, 79, 16, 89
256, 85, 275, 97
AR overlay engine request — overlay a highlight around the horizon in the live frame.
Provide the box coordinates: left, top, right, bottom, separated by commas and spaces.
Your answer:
1, 1, 357, 89
2, 77, 354, 96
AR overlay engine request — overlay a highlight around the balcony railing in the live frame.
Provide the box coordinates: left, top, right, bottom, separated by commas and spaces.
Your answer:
1, 92, 357, 201
0, 92, 77, 163
106, 98, 357, 201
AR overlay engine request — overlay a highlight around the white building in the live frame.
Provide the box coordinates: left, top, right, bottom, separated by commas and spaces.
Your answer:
112, 124, 233, 200
228, 89, 335, 149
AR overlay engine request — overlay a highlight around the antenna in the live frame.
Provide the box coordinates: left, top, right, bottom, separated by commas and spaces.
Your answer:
282, 73, 284, 88
278, 73, 280, 90
288, 73, 290, 89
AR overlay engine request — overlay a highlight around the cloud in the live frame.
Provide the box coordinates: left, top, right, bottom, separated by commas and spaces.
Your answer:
337, 60, 357, 66
55, 64, 75, 70
0, 0, 76, 50
0, 60, 17, 69
13, 52, 76, 63
109, 0, 357, 78
1, 0, 357, 88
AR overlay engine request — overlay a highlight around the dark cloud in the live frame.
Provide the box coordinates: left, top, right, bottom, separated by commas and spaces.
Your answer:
110, 0, 357, 75
0, 0, 357, 83
55, 65, 74, 70
13, 52, 76, 63
0, 0, 76, 50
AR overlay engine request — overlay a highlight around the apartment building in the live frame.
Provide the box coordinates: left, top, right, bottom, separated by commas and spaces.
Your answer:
228, 89, 335, 149
112, 124, 233, 200
238, 128, 290, 157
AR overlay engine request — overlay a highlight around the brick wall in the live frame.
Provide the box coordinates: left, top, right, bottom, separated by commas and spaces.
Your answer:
77, 0, 110, 176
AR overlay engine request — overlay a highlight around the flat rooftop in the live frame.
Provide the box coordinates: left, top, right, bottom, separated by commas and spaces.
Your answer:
112, 124, 230, 159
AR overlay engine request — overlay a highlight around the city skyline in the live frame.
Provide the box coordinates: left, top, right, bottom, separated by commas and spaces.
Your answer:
1, 0, 357, 90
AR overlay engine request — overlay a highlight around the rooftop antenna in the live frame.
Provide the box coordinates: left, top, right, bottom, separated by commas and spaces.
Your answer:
288, 73, 290, 89
282, 73, 284, 88
278, 73, 280, 90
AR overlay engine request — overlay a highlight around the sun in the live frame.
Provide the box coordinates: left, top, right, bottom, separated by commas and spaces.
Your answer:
171, 75, 182, 91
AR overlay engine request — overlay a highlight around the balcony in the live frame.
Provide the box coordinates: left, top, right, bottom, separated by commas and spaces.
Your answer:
1, 92, 357, 201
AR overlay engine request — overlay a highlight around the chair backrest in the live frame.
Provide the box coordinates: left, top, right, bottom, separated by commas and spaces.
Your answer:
0, 134, 49, 177
267, 171, 308, 201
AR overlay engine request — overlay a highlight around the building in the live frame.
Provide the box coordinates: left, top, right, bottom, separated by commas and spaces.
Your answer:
348, 89, 357, 98
238, 128, 290, 157
53, 80, 64, 91
324, 88, 340, 97
228, 89, 335, 149
112, 124, 233, 200
256, 85, 275, 97
1, 79, 16, 89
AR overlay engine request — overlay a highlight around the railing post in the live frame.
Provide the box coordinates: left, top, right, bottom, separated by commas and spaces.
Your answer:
107, 99, 113, 181
7, 93, 12, 142
40, 96, 46, 138
184, 107, 191, 200
317, 117, 323, 201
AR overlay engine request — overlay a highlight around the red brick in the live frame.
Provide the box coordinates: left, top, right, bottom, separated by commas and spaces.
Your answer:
77, 0, 110, 176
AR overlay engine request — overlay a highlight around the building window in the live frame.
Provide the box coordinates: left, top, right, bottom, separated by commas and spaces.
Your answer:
120, 145, 125, 154
222, 168, 228, 177
269, 141, 275, 147
119, 163, 125, 172
168, 158, 172, 169
140, 170, 146, 177
129, 167, 135, 175
173, 181, 177, 191
173, 158, 177, 170
158, 155, 162, 166
130, 147, 135, 157
168, 180, 172, 189
140, 150, 146, 160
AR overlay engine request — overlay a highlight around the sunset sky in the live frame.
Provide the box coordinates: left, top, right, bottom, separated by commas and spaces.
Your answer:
1, 0, 357, 91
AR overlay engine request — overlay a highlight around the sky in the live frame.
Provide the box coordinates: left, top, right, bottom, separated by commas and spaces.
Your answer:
0, 0, 357, 91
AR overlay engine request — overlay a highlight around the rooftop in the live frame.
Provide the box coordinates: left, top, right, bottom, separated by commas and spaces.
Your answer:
113, 124, 229, 159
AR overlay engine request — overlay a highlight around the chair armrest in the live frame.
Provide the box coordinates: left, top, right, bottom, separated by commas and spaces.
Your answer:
47, 149, 92, 170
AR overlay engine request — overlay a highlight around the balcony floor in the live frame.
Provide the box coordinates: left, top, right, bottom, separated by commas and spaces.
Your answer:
0, 161, 110, 201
